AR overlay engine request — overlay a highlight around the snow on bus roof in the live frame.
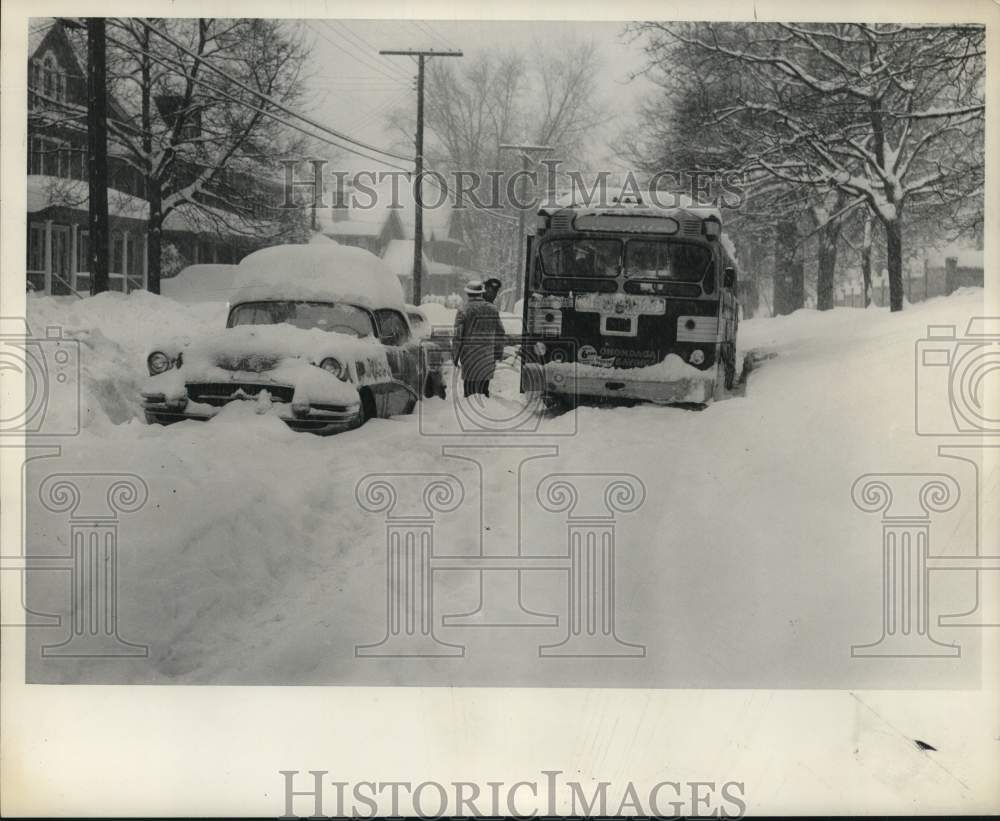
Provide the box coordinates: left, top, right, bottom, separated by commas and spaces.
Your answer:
230, 244, 405, 310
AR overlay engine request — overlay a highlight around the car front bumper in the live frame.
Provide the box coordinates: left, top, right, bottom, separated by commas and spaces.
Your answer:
142, 396, 361, 435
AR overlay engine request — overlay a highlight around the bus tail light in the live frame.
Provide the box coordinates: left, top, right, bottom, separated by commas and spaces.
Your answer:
529, 307, 562, 336
677, 316, 720, 343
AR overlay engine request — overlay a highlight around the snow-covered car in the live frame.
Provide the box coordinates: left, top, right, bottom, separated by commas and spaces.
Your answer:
141, 244, 439, 434
404, 304, 432, 339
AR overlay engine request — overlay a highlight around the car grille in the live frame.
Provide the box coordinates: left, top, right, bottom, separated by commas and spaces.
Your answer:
186, 382, 295, 406
213, 353, 280, 372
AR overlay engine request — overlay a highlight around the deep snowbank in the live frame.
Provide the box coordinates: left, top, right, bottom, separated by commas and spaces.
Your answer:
25, 291, 224, 433
23, 288, 989, 691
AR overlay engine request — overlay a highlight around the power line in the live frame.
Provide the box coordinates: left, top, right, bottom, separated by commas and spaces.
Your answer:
139, 19, 413, 165
103, 23, 515, 251
104, 30, 414, 173
413, 20, 459, 53
305, 21, 409, 86
317, 21, 412, 82
351, 89, 412, 133
103, 25, 521, 234
329, 20, 415, 77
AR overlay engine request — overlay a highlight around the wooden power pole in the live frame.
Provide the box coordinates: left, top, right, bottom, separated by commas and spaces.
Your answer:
86, 18, 110, 295
379, 48, 461, 305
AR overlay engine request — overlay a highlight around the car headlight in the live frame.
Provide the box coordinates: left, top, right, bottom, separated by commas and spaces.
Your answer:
319, 357, 349, 381
689, 349, 705, 365
147, 351, 172, 375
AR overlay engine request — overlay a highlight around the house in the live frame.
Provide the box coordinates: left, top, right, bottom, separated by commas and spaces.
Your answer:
26, 19, 281, 295
312, 177, 480, 300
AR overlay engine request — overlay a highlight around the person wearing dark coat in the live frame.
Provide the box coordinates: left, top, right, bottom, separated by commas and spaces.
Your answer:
452, 280, 506, 398
483, 276, 503, 305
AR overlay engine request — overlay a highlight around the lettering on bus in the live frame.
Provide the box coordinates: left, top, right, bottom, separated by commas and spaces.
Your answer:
584, 345, 661, 369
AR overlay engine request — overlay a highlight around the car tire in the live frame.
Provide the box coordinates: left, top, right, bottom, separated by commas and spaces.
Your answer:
355, 388, 377, 428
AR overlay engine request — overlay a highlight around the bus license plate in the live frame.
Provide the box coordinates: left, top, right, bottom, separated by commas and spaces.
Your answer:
575, 293, 666, 316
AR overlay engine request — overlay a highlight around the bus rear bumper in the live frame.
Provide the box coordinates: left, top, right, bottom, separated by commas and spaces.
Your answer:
524, 363, 716, 405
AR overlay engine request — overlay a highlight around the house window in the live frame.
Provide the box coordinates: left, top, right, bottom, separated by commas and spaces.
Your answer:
28, 137, 42, 175
127, 232, 144, 283
27, 224, 46, 272
28, 60, 41, 108
36, 53, 67, 104
28, 136, 73, 178
111, 231, 126, 274
43, 55, 55, 98
76, 229, 89, 273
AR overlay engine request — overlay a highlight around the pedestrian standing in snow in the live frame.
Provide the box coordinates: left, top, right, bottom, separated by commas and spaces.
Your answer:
483, 276, 503, 305
452, 280, 506, 398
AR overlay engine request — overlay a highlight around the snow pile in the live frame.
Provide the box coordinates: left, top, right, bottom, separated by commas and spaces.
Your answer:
417, 300, 457, 331
422, 292, 463, 309
23, 287, 990, 692
25, 291, 224, 433
161, 264, 238, 305
231, 244, 405, 310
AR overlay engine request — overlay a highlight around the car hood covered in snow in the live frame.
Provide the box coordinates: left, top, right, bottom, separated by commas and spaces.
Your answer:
145, 324, 387, 406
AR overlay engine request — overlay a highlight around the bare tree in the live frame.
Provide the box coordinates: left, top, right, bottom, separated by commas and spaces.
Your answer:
388, 38, 608, 277
96, 18, 310, 292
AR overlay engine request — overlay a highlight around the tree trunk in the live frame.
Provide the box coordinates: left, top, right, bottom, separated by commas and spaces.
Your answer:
140, 21, 161, 294
773, 219, 804, 316
816, 220, 838, 311
885, 216, 903, 312
147, 183, 163, 294
860, 217, 873, 307
814, 192, 844, 311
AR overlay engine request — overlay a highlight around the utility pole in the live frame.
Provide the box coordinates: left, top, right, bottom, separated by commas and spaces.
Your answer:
86, 18, 110, 295
380, 48, 461, 305
499, 143, 552, 301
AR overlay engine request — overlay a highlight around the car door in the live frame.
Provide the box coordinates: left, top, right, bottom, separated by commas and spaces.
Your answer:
374, 308, 419, 415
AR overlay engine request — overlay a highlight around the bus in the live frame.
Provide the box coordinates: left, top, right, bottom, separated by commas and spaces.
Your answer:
520, 201, 739, 406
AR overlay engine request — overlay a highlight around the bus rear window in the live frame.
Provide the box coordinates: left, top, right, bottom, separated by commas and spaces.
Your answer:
625, 240, 712, 282
538, 238, 621, 278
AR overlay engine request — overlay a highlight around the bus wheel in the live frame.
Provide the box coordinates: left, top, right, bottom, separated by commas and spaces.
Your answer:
723, 345, 737, 391
543, 392, 576, 413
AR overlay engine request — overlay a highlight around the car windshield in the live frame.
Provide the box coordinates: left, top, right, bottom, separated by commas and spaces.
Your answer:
228, 301, 374, 337
538, 238, 621, 277
625, 240, 713, 282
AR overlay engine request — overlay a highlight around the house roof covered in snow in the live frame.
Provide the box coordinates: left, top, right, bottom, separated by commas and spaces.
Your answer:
27, 175, 275, 238
27, 175, 149, 220
313, 177, 459, 243
380, 239, 457, 278
927, 245, 984, 270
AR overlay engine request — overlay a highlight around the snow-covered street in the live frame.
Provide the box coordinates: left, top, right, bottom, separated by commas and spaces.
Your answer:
21, 288, 989, 686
